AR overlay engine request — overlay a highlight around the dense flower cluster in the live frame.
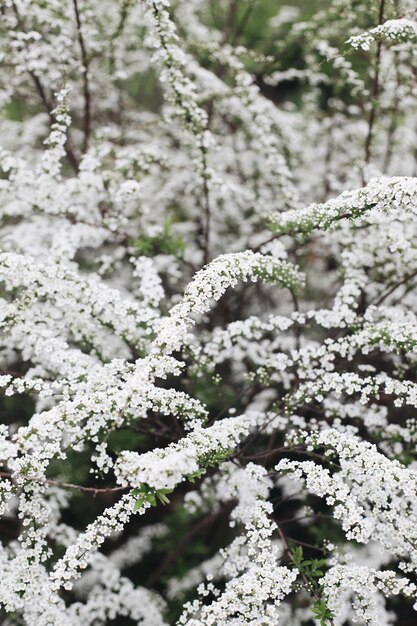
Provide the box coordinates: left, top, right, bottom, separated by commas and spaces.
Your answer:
347, 19, 417, 51
0, 0, 416, 624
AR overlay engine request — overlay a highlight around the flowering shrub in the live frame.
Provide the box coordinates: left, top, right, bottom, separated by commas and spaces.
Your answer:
0, 0, 416, 624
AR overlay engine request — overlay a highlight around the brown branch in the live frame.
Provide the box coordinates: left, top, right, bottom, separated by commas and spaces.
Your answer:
146, 508, 227, 586
238, 444, 303, 462
201, 148, 211, 266
371, 268, 417, 307
278, 514, 333, 527
0, 471, 129, 496
363, 0, 385, 172
251, 230, 286, 253
252, 203, 377, 253
383, 53, 400, 173
322, 123, 334, 200
290, 287, 301, 351
10, 1, 79, 172
278, 525, 333, 623
73, 0, 92, 153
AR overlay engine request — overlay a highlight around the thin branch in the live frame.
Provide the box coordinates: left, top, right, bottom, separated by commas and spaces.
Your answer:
238, 444, 303, 462
0, 471, 129, 496
251, 231, 286, 253
382, 52, 400, 173
201, 148, 211, 266
73, 0, 92, 153
10, 0, 79, 172
146, 508, 227, 586
290, 288, 301, 351
277, 526, 320, 599
371, 268, 417, 307
278, 525, 335, 626
363, 0, 385, 172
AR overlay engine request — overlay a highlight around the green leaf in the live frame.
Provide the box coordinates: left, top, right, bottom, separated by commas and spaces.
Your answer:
132, 484, 173, 511
290, 545, 303, 564
187, 468, 205, 483
156, 488, 173, 505
133, 496, 145, 512
312, 599, 334, 626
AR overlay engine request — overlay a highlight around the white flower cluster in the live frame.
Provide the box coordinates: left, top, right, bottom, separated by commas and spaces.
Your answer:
322, 565, 416, 625
277, 428, 417, 555
270, 176, 417, 235
347, 19, 417, 51
115, 414, 253, 490
154, 251, 303, 353
0, 0, 416, 623
178, 463, 297, 625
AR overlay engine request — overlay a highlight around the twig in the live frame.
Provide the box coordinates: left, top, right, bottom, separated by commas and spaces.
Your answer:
371, 268, 417, 307
238, 444, 303, 462
278, 526, 335, 626
383, 52, 400, 173
73, 0, 92, 153
201, 148, 211, 266
10, 1, 79, 172
290, 288, 301, 351
363, 0, 385, 173
146, 509, 227, 586
277, 526, 320, 599
0, 471, 129, 496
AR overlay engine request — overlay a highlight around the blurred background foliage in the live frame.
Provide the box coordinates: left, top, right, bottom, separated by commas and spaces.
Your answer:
1, 0, 339, 123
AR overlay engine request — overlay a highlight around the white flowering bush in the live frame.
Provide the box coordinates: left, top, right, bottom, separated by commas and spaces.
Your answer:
0, 0, 416, 624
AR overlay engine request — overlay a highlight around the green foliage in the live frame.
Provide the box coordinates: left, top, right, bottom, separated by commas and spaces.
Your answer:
107, 429, 147, 454
132, 484, 174, 511
290, 545, 334, 626
131, 219, 185, 257
186, 468, 205, 483
198, 447, 234, 470
132, 448, 231, 512
312, 599, 335, 626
